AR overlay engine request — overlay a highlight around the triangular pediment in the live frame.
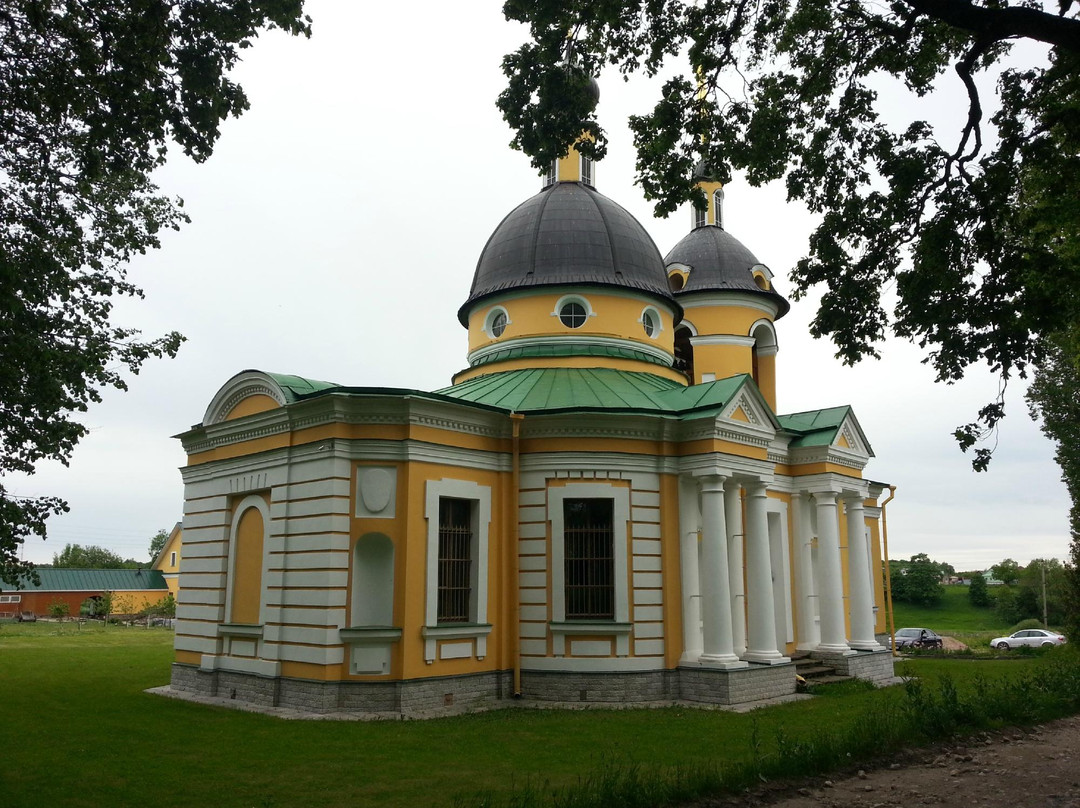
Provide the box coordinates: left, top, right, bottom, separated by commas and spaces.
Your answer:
717, 379, 779, 435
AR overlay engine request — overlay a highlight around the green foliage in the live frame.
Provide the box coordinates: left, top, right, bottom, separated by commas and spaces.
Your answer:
1026, 327, 1080, 641
51, 543, 138, 569
0, 1, 312, 587
969, 572, 991, 607
147, 529, 170, 563
991, 558, 1022, 586
891, 584, 1010, 632
47, 599, 69, 619
499, 1, 1080, 474
890, 553, 945, 606
994, 585, 1023, 624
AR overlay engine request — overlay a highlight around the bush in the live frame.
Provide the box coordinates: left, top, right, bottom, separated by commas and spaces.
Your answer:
1011, 617, 1047, 632
969, 573, 991, 607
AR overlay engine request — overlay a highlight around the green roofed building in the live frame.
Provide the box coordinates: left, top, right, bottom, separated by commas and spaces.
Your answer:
0, 568, 169, 619
167, 126, 894, 718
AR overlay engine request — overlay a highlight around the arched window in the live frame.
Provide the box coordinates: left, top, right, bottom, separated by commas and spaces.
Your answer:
673, 325, 695, 381
713, 187, 725, 229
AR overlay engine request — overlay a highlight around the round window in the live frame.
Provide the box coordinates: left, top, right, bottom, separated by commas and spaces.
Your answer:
642, 311, 656, 337
559, 301, 587, 329
490, 311, 507, 337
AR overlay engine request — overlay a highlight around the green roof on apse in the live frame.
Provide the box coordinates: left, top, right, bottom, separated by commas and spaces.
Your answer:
0, 568, 169, 592
264, 372, 341, 402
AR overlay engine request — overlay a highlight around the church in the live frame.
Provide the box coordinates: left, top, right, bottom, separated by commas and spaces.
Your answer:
168, 136, 895, 715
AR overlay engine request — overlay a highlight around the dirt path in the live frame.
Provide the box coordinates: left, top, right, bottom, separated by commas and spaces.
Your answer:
700, 715, 1080, 808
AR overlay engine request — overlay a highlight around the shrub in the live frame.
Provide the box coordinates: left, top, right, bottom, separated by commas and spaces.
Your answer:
969, 573, 991, 607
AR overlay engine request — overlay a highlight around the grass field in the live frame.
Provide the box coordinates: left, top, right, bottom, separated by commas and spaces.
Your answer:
3, 619, 1073, 808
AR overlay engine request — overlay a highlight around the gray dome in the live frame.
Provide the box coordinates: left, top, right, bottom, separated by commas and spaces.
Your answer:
664, 226, 789, 318
459, 182, 677, 325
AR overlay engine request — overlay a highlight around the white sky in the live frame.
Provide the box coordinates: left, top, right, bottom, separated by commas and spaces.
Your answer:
9, 2, 1071, 572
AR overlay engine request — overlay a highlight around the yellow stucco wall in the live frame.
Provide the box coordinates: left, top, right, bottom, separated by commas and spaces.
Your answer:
230, 500, 266, 625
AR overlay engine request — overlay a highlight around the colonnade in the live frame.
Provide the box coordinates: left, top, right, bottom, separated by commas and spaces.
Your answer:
679, 472, 882, 669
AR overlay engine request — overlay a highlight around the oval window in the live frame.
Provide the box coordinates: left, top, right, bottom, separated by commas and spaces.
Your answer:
642, 311, 656, 337
559, 301, 587, 329
490, 311, 507, 337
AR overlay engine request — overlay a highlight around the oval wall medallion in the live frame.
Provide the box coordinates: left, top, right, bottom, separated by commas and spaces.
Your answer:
359, 468, 394, 513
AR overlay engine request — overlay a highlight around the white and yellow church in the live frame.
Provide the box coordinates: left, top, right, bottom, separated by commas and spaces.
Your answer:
169, 139, 894, 715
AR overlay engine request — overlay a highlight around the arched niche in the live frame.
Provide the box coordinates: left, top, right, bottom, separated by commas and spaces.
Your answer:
351, 533, 394, 627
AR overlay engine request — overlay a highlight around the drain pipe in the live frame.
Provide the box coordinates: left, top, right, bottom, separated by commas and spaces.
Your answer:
510, 412, 524, 697
880, 485, 898, 657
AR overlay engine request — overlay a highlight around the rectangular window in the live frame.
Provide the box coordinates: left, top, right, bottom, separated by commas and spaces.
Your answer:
563, 498, 614, 620
437, 497, 473, 623
170, 551, 177, 567
580, 156, 593, 187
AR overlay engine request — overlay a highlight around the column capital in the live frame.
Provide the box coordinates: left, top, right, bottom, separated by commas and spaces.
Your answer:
743, 479, 769, 498
693, 467, 733, 481
841, 489, 868, 504
812, 489, 839, 504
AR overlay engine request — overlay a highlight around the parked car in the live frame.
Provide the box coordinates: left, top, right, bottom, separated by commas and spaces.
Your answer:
893, 627, 943, 649
990, 629, 1066, 649
16, 611, 36, 622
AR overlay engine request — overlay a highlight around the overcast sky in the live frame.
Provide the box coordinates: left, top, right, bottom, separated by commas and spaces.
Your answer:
9, 2, 1071, 572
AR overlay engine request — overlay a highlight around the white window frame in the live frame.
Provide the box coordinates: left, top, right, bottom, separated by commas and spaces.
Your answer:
483, 306, 511, 339
422, 479, 492, 662
639, 306, 662, 339
547, 483, 632, 656
552, 294, 594, 329
693, 206, 706, 229
580, 154, 594, 186
713, 187, 725, 229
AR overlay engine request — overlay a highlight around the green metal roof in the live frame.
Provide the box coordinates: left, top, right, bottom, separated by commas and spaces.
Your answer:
434, 368, 751, 416
264, 372, 341, 403
470, 343, 668, 369
777, 406, 852, 448
0, 568, 168, 592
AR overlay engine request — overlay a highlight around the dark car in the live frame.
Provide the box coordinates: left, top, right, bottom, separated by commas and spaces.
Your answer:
893, 627, 943, 649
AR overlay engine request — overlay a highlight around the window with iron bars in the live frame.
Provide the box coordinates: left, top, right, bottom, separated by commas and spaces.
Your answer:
563, 498, 614, 620
437, 497, 473, 623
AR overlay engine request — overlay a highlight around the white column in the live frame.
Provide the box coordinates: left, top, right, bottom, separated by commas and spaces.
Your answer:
743, 481, 788, 664
698, 475, 745, 667
844, 494, 883, 650
791, 492, 820, 651
725, 482, 746, 657
678, 475, 703, 663
814, 491, 854, 655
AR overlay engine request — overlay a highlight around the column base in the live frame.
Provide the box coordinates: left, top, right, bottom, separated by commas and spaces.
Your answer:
680, 651, 704, 665
699, 653, 749, 670
742, 650, 791, 665
849, 640, 884, 652
815, 642, 857, 657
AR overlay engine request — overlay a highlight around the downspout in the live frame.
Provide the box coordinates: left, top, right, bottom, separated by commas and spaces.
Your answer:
880, 485, 898, 657
510, 412, 524, 696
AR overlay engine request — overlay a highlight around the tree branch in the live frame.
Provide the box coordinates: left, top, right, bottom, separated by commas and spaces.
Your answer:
904, 0, 1080, 52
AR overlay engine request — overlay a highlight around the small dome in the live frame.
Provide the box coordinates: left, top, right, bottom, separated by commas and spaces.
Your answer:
459, 182, 677, 324
664, 226, 789, 317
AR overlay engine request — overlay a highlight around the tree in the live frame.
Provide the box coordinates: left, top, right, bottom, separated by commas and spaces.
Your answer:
1026, 327, 1080, 637
991, 558, 1022, 586
498, 1, 1080, 471
890, 553, 945, 606
0, 2, 312, 588
969, 571, 991, 607
51, 544, 137, 569
147, 529, 170, 564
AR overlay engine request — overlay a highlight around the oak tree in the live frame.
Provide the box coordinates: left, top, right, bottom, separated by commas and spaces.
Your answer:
0, 2, 310, 586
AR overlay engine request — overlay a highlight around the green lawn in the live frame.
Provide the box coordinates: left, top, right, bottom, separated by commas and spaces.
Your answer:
0, 620, 1071, 808
890, 585, 1009, 633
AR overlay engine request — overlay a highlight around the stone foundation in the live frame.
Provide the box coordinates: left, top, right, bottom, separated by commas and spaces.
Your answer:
680, 661, 796, 704
171, 661, 800, 717
814, 649, 895, 683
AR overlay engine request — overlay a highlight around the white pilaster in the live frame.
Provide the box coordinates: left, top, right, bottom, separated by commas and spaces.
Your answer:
678, 475, 703, 663
725, 482, 746, 658
698, 474, 745, 668
844, 494, 883, 650
791, 492, 820, 651
743, 481, 788, 664
814, 491, 854, 655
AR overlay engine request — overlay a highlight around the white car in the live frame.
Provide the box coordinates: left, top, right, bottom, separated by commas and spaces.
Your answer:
990, 629, 1066, 650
